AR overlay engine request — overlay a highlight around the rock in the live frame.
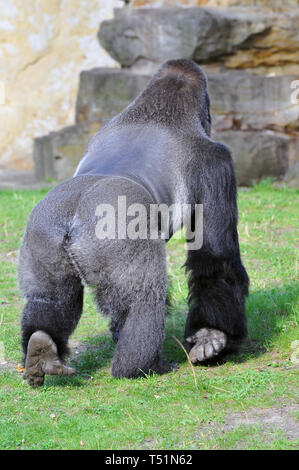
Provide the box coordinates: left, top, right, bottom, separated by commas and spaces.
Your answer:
215, 130, 299, 186
0, 0, 121, 171
283, 162, 299, 188
76, 68, 299, 133
36, 65, 299, 184
224, 9, 299, 69
98, 7, 299, 72
33, 4, 299, 185
34, 120, 103, 181
208, 72, 299, 133
34, 123, 298, 186
76, 68, 151, 123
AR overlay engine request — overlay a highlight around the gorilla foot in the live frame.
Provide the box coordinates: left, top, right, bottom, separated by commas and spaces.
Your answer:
23, 331, 76, 387
186, 328, 227, 363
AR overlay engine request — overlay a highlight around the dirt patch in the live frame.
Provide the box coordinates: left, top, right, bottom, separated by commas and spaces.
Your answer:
0, 360, 20, 374
0, 250, 18, 264
207, 405, 299, 444
225, 405, 299, 440
68, 339, 90, 358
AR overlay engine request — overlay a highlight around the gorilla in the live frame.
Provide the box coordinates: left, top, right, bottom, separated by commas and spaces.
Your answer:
19, 59, 249, 387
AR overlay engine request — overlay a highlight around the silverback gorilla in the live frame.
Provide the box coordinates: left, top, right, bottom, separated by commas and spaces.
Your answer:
19, 59, 249, 387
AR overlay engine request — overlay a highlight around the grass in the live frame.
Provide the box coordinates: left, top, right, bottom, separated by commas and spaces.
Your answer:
0, 179, 298, 450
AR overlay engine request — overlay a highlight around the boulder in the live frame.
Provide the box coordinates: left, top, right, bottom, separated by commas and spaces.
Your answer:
98, 7, 299, 71
34, 4, 299, 186
75, 68, 299, 133
76, 68, 151, 123
283, 162, 299, 189
34, 122, 298, 186
215, 130, 299, 186
208, 72, 299, 133
34, 120, 102, 181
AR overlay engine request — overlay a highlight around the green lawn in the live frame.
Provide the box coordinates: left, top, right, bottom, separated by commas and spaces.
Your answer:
0, 180, 298, 450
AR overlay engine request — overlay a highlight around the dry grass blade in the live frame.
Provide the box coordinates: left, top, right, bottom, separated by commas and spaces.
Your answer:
172, 335, 198, 388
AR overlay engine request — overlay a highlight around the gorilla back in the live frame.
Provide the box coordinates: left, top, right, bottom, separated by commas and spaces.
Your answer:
19, 59, 249, 387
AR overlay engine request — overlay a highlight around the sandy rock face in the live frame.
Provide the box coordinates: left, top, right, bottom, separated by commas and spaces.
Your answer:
0, 0, 122, 170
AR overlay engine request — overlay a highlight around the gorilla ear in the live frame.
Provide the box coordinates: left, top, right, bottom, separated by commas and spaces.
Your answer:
205, 91, 211, 118
202, 90, 212, 136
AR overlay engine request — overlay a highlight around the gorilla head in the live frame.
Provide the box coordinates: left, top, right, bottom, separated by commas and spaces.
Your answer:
123, 59, 212, 136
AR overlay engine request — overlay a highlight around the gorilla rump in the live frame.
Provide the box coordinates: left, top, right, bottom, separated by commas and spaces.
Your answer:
19, 59, 249, 387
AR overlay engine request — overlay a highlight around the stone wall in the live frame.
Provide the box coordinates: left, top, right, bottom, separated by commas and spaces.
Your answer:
0, 0, 122, 170
98, 6, 299, 75
33, 2, 298, 185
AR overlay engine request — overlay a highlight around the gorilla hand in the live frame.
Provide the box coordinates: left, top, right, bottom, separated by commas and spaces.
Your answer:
186, 328, 227, 363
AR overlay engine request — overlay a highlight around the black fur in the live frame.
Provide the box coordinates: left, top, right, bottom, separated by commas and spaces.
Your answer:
184, 139, 249, 354
19, 59, 249, 380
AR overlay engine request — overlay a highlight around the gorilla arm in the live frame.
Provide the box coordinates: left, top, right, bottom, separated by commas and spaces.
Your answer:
184, 140, 249, 362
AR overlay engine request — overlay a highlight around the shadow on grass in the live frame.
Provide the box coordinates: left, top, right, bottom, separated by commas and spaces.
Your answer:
45, 333, 115, 387
234, 281, 299, 363
163, 281, 299, 367
46, 281, 298, 386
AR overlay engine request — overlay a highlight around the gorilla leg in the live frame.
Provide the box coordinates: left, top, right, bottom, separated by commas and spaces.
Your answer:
184, 148, 249, 362
19, 197, 84, 387
93, 239, 174, 378
21, 275, 83, 360
21, 276, 83, 387
111, 291, 173, 378
65, 176, 176, 378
